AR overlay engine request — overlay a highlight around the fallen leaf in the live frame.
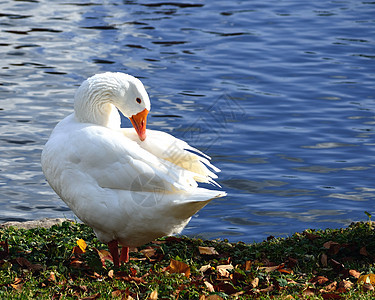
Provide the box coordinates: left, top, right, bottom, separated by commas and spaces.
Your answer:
204, 281, 215, 292
204, 295, 224, 300
70, 258, 85, 268
108, 269, 114, 279
339, 279, 353, 290
259, 264, 282, 273
140, 248, 156, 258
349, 269, 361, 279
164, 236, 183, 243
15, 257, 44, 272
251, 277, 259, 288
323, 241, 341, 255
165, 259, 190, 277
13, 277, 22, 285
303, 287, 316, 296
244, 260, 252, 271
362, 283, 374, 292
323, 241, 337, 249
10, 283, 23, 292
215, 282, 237, 295
309, 275, 329, 285
358, 273, 375, 285
330, 259, 344, 272
79, 293, 101, 300
286, 257, 298, 268
305, 232, 319, 241
216, 264, 234, 277
199, 246, 219, 255
278, 266, 293, 274
94, 248, 113, 267
259, 265, 278, 273
77, 239, 87, 253
321, 293, 344, 299
321, 253, 328, 267
322, 281, 337, 292
49, 271, 56, 282
360, 246, 369, 256
259, 285, 274, 293
72, 246, 85, 255
199, 264, 212, 274
111, 289, 123, 297
0, 240, 9, 259
149, 289, 158, 300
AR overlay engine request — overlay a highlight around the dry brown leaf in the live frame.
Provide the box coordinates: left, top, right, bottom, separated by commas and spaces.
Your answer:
339, 279, 353, 290
72, 246, 85, 255
94, 248, 113, 267
323, 241, 337, 249
251, 277, 259, 288
49, 271, 56, 282
362, 283, 374, 292
0, 240, 9, 259
259, 264, 280, 273
349, 269, 361, 279
216, 264, 234, 277
140, 248, 156, 258
70, 258, 84, 267
278, 267, 293, 274
149, 289, 158, 300
287, 278, 298, 285
165, 259, 190, 277
198, 246, 219, 255
360, 246, 369, 256
199, 264, 212, 274
323, 281, 337, 292
10, 283, 23, 292
15, 257, 44, 272
259, 285, 274, 293
204, 281, 215, 292
244, 260, 252, 270
321, 253, 328, 267
79, 293, 101, 300
111, 289, 123, 298
305, 232, 319, 241
309, 275, 329, 285
215, 282, 237, 295
303, 287, 316, 296
204, 295, 224, 300
321, 293, 344, 299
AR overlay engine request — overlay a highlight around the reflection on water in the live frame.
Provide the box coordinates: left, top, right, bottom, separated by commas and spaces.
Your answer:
0, 0, 374, 242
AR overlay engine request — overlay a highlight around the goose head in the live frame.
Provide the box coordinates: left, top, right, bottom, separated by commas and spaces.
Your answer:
74, 72, 150, 141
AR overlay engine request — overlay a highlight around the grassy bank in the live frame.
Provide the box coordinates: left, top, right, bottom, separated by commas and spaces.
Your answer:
0, 220, 374, 299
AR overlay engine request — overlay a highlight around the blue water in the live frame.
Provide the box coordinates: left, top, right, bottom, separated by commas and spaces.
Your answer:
1, 0, 374, 243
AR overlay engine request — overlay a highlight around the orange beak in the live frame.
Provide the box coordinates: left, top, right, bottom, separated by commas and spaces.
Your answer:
130, 108, 148, 141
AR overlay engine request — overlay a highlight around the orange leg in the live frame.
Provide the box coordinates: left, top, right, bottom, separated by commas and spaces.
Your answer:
120, 246, 129, 264
108, 240, 120, 268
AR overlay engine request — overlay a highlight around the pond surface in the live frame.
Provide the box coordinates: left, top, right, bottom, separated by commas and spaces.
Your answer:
1, 0, 374, 242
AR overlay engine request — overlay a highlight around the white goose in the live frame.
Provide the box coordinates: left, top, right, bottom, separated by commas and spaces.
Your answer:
41, 72, 226, 266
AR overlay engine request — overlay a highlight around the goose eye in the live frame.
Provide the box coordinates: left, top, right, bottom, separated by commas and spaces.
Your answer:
136, 98, 142, 104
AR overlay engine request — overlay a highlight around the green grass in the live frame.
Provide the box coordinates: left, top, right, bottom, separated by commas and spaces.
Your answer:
1, 221, 375, 299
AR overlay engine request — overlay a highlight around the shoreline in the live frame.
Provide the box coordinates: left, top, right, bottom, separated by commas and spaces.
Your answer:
0, 217, 73, 230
